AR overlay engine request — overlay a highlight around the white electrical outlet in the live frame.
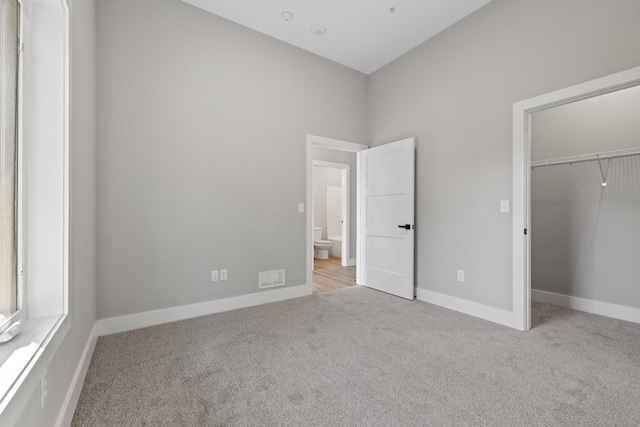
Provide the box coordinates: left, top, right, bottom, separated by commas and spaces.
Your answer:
220, 269, 227, 280
457, 270, 465, 282
41, 370, 48, 408
211, 270, 219, 282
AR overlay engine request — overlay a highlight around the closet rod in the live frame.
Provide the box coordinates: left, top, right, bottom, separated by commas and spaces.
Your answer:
531, 148, 640, 168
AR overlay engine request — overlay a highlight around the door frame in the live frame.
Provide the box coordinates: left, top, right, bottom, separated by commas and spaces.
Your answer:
313, 160, 350, 267
306, 135, 368, 295
512, 66, 640, 331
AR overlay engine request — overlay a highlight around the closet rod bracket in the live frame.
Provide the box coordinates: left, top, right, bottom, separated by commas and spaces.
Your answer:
597, 157, 610, 187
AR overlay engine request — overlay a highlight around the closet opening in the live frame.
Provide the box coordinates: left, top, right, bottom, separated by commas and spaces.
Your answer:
512, 66, 640, 331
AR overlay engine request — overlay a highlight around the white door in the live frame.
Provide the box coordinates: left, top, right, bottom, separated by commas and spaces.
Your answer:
358, 137, 415, 300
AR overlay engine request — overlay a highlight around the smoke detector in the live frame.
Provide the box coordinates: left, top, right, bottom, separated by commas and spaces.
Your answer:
281, 11, 293, 22
310, 23, 327, 36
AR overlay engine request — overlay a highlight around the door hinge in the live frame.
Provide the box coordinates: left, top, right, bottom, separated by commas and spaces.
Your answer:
524, 228, 527, 235
19, 40, 24, 54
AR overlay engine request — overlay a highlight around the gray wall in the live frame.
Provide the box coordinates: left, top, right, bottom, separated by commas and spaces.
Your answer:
531, 86, 640, 307
313, 167, 341, 241
368, 0, 640, 311
312, 147, 358, 260
97, 0, 368, 318
532, 84, 640, 161
15, 0, 98, 424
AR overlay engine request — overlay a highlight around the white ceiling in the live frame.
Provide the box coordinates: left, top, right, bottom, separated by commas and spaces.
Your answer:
181, 0, 492, 75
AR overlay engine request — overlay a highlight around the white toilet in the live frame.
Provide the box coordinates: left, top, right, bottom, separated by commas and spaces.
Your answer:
313, 228, 332, 259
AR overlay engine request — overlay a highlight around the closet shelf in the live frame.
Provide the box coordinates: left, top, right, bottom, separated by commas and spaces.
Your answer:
531, 147, 640, 168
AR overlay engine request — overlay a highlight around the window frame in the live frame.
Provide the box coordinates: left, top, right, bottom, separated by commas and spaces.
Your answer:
0, 0, 25, 344
0, 0, 70, 421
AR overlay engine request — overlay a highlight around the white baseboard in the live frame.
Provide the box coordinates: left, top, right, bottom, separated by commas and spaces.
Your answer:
347, 258, 356, 267
55, 324, 98, 427
94, 285, 311, 337
416, 288, 515, 329
532, 289, 640, 324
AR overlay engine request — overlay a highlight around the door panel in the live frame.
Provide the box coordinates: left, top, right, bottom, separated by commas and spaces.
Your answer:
359, 138, 415, 300
367, 150, 410, 189
367, 236, 405, 272
368, 195, 404, 233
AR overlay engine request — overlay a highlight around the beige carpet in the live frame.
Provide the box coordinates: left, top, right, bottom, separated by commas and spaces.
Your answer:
72, 287, 640, 426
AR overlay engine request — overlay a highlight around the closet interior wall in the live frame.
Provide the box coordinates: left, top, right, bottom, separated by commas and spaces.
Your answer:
531, 154, 640, 309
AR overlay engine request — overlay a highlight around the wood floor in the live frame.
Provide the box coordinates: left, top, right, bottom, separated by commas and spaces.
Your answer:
313, 256, 356, 293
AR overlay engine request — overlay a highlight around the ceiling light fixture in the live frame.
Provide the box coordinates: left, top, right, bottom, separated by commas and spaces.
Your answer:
281, 11, 293, 22
310, 23, 327, 36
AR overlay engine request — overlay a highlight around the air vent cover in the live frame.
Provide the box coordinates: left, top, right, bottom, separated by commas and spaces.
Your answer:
259, 269, 285, 289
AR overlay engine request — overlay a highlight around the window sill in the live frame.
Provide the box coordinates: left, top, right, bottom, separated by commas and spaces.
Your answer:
0, 313, 69, 419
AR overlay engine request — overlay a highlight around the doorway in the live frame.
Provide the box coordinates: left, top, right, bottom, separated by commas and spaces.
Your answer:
306, 134, 416, 300
512, 66, 640, 331
306, 135, 367, 295
313, 161, 349, 267
312, 160, 355, 293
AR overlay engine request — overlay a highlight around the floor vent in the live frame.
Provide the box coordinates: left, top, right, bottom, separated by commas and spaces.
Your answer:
259, 269, 285, 289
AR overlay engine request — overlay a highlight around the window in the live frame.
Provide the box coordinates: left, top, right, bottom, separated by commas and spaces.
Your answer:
0, 0, 22, 343
0, 0, 69, 419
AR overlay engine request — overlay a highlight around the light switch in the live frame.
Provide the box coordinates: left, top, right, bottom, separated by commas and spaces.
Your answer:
500, 200, 510, 213
298, 203, 304, 213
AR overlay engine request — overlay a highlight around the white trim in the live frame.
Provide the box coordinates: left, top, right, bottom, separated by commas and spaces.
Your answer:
512, 65, 640, 332
55, 325, 98, 427
313, 160, 350, 168
308, 134, 368, 152
416, 289, 514, 329
512, 101, 529, 331
347, 258, 356, 267
532, 290, 640, 324
306, 134, 367, 294
340, 167, 349, 267
62, 0, 71, 320
94, 285, 310, 337
356, 152, 361, 284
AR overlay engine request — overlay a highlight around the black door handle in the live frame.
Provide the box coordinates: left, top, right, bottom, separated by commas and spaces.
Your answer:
398, 224, 411, 230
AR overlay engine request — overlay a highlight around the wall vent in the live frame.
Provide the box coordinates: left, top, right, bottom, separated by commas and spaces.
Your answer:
259, 269, 285, 289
